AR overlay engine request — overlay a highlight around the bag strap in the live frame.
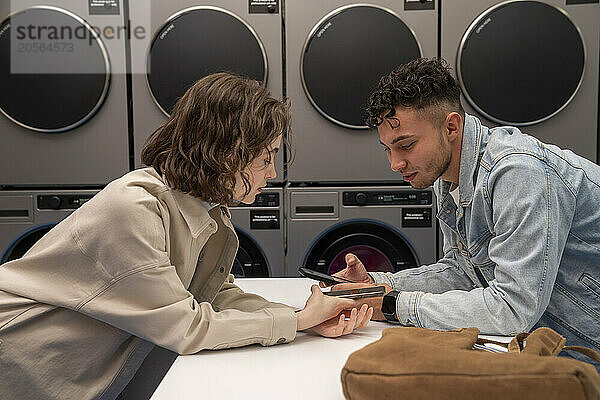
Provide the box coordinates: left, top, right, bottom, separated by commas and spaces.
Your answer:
562, 345, 600, 364
508, 332, 530, 353
476, 329, 600, 364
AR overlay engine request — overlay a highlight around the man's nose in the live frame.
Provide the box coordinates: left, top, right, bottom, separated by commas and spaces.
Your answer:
390, 153, 407, 172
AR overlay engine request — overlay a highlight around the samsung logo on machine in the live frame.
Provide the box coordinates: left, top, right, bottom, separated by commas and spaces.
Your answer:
317, 22, 332, 38
476, 17, 492, 34
159, 24, 175, 40
0, 22, 10, 38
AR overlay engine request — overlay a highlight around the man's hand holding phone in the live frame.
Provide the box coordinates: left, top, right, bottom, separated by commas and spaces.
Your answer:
300, 253, 394, 321
318, 253, 375, 288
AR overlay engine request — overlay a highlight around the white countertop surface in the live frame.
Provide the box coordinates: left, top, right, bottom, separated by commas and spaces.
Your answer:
150, 278, 511, 400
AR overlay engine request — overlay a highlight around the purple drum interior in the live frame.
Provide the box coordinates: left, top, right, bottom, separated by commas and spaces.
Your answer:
328, 245, 393, 274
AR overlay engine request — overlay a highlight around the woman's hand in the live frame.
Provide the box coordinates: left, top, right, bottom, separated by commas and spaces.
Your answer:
310, 304, 373, 337
319, 253, 374, 288
296, 285, 373, 337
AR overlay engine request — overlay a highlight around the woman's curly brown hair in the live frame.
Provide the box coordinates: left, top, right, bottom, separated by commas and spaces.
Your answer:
141, 72, 291, 204
365, 58, 464, 128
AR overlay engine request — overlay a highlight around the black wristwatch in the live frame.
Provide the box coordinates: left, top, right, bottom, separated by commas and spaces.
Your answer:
381, 290, 400, 322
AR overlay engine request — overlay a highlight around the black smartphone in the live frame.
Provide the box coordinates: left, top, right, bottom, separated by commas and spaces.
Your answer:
298, 267, 355, 285
324, 286, 386, 299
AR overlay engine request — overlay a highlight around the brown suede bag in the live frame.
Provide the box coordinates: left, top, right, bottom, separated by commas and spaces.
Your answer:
341, 327, 600, 400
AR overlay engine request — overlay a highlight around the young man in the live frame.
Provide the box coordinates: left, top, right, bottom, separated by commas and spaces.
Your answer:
332, 58, 600, 367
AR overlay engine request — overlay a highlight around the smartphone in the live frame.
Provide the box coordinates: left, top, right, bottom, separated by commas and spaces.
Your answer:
324, 285, 386, 299
298, 267, 355, 285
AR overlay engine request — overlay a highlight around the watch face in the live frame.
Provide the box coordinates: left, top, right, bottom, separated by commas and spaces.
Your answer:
382, 290, 399, 319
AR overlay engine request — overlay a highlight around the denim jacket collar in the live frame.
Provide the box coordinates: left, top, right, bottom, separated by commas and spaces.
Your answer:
438, 113, 482, 208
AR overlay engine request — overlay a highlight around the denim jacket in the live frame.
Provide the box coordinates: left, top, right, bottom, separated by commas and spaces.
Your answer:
371, 114, 600, 363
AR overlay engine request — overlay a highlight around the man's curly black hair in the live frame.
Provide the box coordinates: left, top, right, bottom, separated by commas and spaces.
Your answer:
364, 58, 464, 128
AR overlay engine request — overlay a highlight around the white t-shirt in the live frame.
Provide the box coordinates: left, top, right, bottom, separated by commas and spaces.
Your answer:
450, 185, 460, 207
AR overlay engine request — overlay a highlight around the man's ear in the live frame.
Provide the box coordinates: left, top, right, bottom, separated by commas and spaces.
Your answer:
445, 112, 462, 142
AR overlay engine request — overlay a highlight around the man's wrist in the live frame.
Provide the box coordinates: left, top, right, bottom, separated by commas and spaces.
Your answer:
366, 272, 376, 284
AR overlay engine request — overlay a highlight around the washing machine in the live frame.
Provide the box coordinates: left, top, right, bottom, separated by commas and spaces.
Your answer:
129, 0, 284, 182
285, 0, 437, 183
229, 187, 285, 278
0, 1, 129, 186
441, 0, 599, 162
0, 190, 99, 264
285, 185, 437, 278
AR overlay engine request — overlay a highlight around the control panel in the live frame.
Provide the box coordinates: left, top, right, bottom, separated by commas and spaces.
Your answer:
37, 194, 94, 210
343, 190, 432, 206
237, 192, 279, 207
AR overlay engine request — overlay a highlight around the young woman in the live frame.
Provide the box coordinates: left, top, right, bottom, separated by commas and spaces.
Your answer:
0, 73, 373, 400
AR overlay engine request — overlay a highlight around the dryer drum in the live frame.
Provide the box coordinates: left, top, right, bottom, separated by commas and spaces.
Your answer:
0, 7, 110, 133
457, 0, 585, 126
147, 7, 267, 116
0, 224, 54, 264
232, 229, 270, 278
301, 5, 421, 129
303, 222, 418, 275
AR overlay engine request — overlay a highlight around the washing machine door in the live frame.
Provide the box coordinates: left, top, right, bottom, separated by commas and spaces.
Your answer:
303, 221, 418, 275
0, 7, 110, 133
147, 7, 267, 116
0, 223, 55, 264
301, 5, 421, 129
231, 229, 270, 278
457, 1, 585, 126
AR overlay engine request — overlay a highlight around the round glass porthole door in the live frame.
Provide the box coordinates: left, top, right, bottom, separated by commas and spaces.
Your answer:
231, 229, 270, 278
457, 1, 585, 126
147, 7, 267, 116
0, 7, 110, 132
303, 221, 418, 275
301, 5, 421, 129
0, 224, 54, 264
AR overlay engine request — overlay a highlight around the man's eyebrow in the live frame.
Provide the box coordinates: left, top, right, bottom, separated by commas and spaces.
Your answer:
390, 134, 413, 145
269, 147, 280, 155
380, 135, 414, 147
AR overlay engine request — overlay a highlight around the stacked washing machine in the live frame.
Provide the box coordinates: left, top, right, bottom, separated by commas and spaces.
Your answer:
229, 188, 285, 278
128, 0, 285, 278
441, 0, 599, 162
284, 0, 439, 277
0, 1, 129, 262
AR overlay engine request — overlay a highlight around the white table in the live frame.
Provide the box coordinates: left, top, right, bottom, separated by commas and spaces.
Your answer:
150, 278, 511, 400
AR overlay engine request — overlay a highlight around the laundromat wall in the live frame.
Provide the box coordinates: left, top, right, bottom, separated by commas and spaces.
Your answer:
1, 0, 599, 277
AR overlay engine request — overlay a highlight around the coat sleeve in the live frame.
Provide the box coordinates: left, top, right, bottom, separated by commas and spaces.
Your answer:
78, 263, 298, 353
212, 274, 297, 312
71, 187, 297, 354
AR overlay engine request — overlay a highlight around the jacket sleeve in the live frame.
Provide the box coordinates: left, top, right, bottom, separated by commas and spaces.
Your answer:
369, 248, 475, 294
212, 274, 296, 312
392, 155, 574, 334
72, 187, 297, 354
78, 263, 297, 353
